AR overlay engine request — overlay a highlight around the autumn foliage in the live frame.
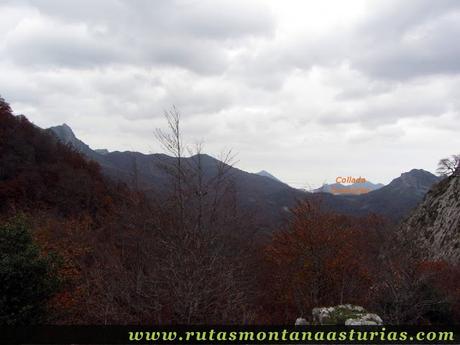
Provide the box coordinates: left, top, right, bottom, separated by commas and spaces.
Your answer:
2, 95, 460, 325
0, 100, 112, 218
260, 201, 382, 323
1, 98, 259, 324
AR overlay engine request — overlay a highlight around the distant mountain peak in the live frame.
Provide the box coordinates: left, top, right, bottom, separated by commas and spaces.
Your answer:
61, 123, 72, 130
47, 124, 95, 157
256, 170, 281, 182
313, 180, 384, 195
401, 168, 436, 178
388, 168, 440, 195
401, 168, 433, 177
48, 123, 77, 143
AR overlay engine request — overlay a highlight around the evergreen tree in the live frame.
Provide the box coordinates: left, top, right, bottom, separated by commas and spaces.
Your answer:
0, 216, 60, 324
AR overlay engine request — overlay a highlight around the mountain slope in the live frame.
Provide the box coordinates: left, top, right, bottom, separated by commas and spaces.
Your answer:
48, 124, 305, 227
48, 124, 440, 224
399, 172, 460, 263
0, 113, 117, 217
354, 169, 442, 221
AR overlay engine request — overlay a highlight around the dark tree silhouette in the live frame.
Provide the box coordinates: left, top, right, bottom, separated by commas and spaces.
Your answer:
436, 154, 460, 176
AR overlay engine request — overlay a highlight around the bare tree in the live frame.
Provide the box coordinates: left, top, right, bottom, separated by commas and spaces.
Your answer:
436, 154, 460, 176
150, 106, 258, 324
154, 106, 186, 225
372, 252, 454, 324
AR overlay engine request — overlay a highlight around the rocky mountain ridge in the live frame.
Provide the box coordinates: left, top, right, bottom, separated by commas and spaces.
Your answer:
399, 172, 460, 263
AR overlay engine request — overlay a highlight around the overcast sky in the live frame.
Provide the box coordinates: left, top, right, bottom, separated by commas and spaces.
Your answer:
1, 0, 460, 188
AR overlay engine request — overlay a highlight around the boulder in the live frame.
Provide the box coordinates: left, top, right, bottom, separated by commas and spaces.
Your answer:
310, 304, 382, 325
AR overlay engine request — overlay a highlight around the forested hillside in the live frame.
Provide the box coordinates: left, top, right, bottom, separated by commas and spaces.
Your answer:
1, 98, 262, 324
0, 96, 153, 323
2, 96, 460, 325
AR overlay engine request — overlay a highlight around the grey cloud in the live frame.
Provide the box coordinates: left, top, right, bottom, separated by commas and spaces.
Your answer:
167, 0, 274, 40
4, 23, 128, 68
238, 0, 460, 86
26, 0, 274, 40
350, 0, 460, 80
3, 0, 274, 74
356, 0, 460, 42
346, 126, 406, 145
319, 87, 450, 128
2, 0, 460, 186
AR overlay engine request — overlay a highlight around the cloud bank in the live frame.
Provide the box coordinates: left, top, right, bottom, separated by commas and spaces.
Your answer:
1, 0, 459, 187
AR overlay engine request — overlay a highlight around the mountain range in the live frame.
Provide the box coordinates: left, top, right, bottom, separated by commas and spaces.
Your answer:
47, 124, 304, 227
48, 123, 442, 224
313, 181, 385, 195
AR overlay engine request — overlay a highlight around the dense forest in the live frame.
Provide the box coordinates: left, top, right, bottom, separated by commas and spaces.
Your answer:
1, 96, 460, 325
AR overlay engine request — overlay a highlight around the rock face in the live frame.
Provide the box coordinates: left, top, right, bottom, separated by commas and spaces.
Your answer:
399, 173, 460, 263
48, 124, 98, 159
311, 305, 383, 325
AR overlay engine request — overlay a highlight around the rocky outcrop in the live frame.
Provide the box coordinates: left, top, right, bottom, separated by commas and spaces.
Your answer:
399, 173, 460, 263
309, 305, 383, 325
295, 317, 308, 325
